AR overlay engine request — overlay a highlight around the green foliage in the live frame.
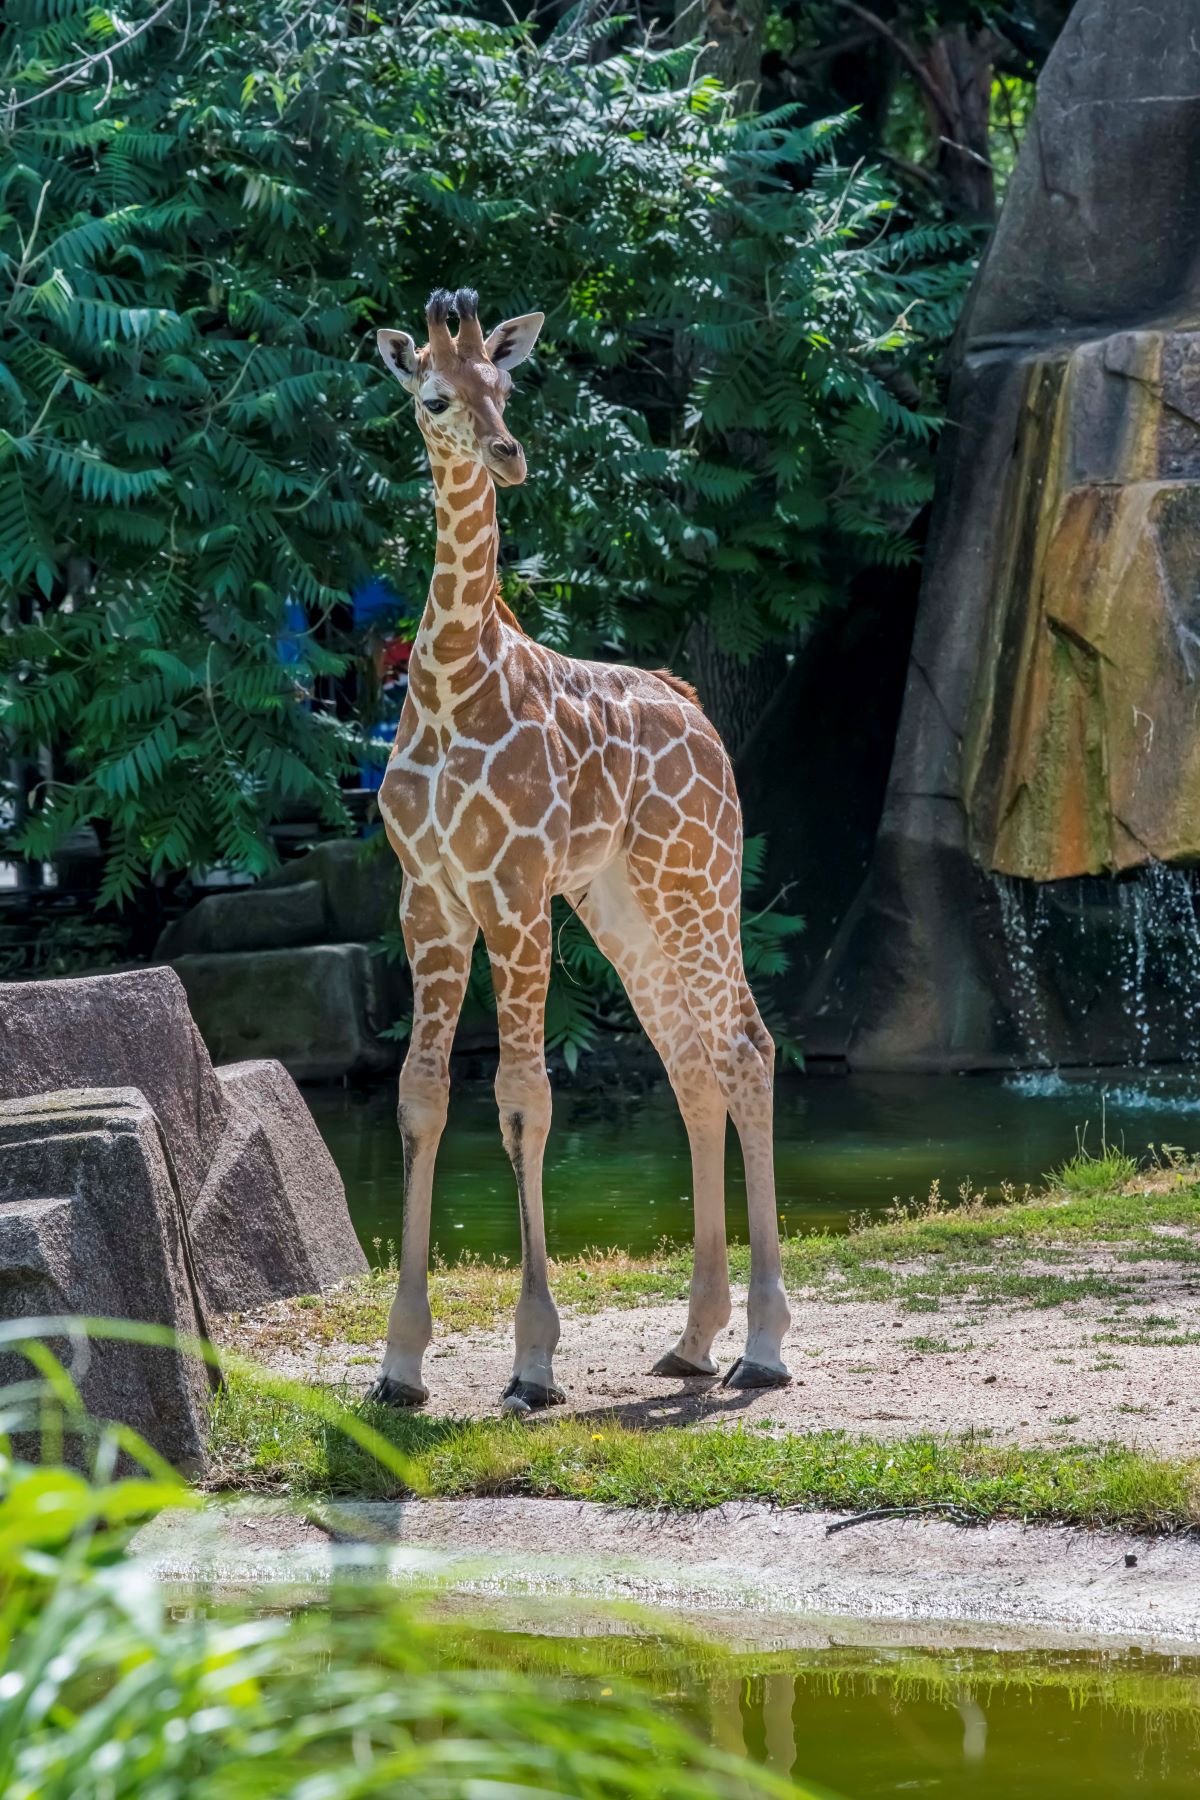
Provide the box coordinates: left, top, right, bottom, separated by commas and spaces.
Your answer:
0, 1337, 812, 1800
0, 1, 403, 901
1051, 1127, 1140, 1195
369, 16, 975, 660
2, 0, 973, 908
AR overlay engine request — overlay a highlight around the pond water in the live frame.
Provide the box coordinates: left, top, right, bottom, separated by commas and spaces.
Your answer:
306, 1067, 1200, 1264
442, 1628, 1200, 1797
706, 1647, 1200, 1797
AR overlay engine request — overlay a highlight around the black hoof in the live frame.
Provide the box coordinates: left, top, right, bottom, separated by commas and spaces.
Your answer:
501, 1376, 566, 1414
720, 1356, 792, 1391
363, 1375, 428, 1409
651, 1350, 718, 1379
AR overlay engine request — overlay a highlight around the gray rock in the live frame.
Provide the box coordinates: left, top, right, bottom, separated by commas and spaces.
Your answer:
156, 839, 400, 963
259, 839, 398, 945
0, 968, 366, 1308
970, 4, 1200, 339
153, 839, 409, 1083
0, 968, 224, 1210
191, 1059, 367, 1316
0, 1089, 214, 1472
172, 944, 400, 1081
156, 880, 325, 958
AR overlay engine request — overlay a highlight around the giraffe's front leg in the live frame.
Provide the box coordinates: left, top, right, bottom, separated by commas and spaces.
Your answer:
480, 900, 562, 1414
366, 880, 475, 1409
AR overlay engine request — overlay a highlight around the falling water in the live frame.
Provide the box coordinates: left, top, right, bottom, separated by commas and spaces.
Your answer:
1118, 872, 1152, 1063
992, 872, 1054, 1066
1111, 862, 1200, 1064
992, 861, 1200, 1069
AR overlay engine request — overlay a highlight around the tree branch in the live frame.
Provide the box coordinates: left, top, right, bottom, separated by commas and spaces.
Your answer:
6, 0, 177, 115
829, 0, 956, 125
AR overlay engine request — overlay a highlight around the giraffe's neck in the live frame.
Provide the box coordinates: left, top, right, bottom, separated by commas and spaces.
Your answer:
409, 454, 499, 717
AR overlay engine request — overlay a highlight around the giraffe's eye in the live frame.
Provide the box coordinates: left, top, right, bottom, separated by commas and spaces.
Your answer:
423, 397, 449, 415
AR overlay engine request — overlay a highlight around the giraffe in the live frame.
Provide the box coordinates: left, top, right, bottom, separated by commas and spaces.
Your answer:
367, 287, 791, 1414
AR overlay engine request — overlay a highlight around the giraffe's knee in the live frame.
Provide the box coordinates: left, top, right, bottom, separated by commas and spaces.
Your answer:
397, 1062, 450, 1141
496, 1052, 550, 1114
713, 1031, 774, 1119
496, 1057, 551, 1158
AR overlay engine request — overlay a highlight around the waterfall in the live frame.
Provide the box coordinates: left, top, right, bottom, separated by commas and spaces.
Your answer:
992, 862, 1200, 1068
992, 873, 1054, 1066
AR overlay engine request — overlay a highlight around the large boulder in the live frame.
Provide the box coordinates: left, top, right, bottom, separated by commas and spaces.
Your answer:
0, 1089, 213, 1471
171, 944, 398, 1082
0, 968, 366, 1306
156, 880, 326, 956
0, 968, 223, 1207
803, 0, 1200, 1072
157, 841, 399, 960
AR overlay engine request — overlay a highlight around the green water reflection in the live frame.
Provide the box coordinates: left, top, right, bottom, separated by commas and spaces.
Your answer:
306, 1070, 1200, 1264
458, 1632, 1200, 1798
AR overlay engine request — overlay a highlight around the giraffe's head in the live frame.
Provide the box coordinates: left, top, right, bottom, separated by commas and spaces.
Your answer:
377, 288, 544, 488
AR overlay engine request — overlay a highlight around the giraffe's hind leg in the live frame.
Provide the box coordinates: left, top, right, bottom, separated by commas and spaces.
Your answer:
575, 859, 731, 1376
624, 818, 792, 1389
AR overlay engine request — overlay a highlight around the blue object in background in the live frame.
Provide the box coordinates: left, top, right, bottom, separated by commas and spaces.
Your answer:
275, 599, 309, 669
353, 578, 410, 791
352, 577, 404, 630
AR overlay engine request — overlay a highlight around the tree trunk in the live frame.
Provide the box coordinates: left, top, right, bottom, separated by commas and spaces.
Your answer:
684, 617, 787, 762
921, 26, 996, 220
675, 0, 764, 103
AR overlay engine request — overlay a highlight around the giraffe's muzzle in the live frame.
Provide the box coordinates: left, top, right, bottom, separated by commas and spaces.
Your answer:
487, 436, 527, 487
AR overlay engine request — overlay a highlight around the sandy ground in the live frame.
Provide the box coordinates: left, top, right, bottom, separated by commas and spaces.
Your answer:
132, 1495, 1200, 1652
224, 1252, 1200, 1452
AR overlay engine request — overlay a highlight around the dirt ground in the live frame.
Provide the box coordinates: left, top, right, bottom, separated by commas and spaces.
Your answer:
224, 1251, 1200, 1453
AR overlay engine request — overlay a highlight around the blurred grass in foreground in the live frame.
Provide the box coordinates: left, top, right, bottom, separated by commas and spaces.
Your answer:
0, 1322, 816, 1800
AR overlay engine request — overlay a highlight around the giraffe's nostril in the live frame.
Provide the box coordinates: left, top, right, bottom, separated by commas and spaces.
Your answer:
491, 438, 519, 459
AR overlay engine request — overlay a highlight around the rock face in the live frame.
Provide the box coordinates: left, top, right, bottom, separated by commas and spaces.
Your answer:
194, 1059, 368, 1314
0, 1089, 213, 1471
803, 0, 1200, 1071
158, 840, 409, 1080
963, 332, 1200, 882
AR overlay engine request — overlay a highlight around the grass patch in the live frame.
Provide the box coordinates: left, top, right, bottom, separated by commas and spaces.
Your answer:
207, 1368, 1200, 1532
1097, 1331, 1200, 1348
1053, 1145, 1140, 1194
219, 1165, 1200, 1359
900, 1337, 966, 1354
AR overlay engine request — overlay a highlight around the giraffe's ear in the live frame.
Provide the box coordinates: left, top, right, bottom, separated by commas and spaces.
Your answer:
484, 311, 544, 372
377, 328, 420, 389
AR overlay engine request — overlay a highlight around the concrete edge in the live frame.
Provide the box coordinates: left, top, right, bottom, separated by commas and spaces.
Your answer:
130, 1497, 1200, 1655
